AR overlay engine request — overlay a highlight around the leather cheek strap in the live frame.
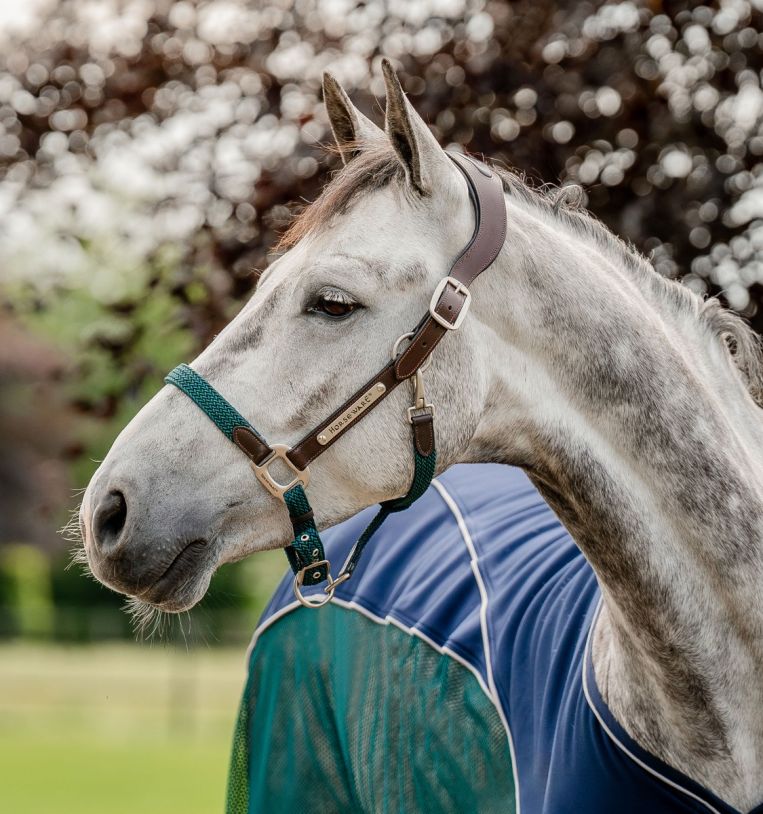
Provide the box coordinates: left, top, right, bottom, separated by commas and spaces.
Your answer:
395, 154, 507, 380
393, 284, 466, 380
287, 152, 506, 472
411, 411, 435, 458
232, 426, 273, 465
287, 361, 403, 471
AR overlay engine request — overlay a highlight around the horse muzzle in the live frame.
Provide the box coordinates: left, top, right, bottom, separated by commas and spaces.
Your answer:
80, 475, 217, 609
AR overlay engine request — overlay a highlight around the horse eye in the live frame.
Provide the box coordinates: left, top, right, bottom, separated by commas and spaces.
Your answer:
308, 289, 360, 320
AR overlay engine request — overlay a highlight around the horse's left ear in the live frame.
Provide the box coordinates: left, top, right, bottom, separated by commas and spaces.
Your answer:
323, 72, 385, 164
381, 59, 452, 195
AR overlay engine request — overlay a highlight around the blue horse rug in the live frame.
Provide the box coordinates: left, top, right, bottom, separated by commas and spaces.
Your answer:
226, 464, 756, 814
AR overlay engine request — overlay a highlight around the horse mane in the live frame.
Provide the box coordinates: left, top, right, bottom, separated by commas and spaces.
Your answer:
495, 164, 763, 408
278, 142, 763, 407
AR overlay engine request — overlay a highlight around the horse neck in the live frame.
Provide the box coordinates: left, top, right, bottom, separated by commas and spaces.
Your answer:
465, 197, 763, 808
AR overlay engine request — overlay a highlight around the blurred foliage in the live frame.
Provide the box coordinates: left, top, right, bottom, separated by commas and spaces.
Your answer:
0, 545, 54, 638
8, 244, 197, 489
2, 0, 763, 319
1, 0, 763, 636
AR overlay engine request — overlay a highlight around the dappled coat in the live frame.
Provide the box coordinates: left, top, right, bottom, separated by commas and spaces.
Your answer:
227, 464, 759, 814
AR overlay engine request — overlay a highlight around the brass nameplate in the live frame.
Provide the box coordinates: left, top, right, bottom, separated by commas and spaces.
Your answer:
317, 382, 386, 445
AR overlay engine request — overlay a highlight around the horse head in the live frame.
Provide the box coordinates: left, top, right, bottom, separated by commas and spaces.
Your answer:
79, 64, 495, 611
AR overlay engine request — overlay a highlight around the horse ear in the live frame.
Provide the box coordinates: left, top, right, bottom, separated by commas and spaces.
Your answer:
381, 59, 450, 194
322, 72, 384, 164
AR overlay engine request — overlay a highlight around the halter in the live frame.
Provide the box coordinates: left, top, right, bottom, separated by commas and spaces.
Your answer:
165, 152, 506, 607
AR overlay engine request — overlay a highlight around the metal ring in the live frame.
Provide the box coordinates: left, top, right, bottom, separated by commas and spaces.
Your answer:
293, 560, 336, 609
293, 578, 335, 608
250, 444, 310, 502
391, 331, 432, 372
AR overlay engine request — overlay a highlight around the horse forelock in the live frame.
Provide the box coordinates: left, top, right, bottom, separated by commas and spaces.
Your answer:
276, 142, 406, 250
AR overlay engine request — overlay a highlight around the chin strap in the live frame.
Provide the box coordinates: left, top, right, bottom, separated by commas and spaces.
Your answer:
165, 363, 435, 608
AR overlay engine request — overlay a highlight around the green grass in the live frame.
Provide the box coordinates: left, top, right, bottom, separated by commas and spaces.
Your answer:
0, 643, 249, 813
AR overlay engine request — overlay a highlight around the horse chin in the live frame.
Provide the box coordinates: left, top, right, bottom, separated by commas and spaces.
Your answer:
123, 570, 213, 639
143, 588, 207, 614
134, 555, 215, 613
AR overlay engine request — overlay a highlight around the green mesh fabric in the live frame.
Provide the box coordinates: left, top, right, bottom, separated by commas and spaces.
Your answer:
226, 604, 516, 814
165, 364, 261, 442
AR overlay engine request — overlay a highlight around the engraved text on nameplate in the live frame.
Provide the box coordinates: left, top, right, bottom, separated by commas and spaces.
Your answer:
316, 382, 387, 445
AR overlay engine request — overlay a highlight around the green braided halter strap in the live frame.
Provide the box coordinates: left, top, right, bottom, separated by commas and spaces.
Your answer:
165, 363, 436, 605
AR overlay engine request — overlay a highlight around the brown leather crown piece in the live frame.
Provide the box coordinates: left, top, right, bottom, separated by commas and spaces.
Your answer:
232, 151, 507, 473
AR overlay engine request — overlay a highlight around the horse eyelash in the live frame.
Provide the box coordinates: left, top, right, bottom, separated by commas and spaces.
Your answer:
305, 286, 363, 312
315, 286, 355, 304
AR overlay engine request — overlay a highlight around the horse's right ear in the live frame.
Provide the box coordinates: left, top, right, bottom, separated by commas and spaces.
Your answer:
381, 59, 452, 195
322, 72, 384, 164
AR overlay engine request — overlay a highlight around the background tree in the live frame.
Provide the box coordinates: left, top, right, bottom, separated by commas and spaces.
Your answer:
1, 0, 761, 581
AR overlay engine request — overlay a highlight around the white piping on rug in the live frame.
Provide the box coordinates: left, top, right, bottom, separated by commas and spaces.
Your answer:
244, 594, 493, 702
432, 477, 522, 814
330, 596, 493, 700
245, 599, 300, 665
242, 478, 522, 813
582, 600, 723, 814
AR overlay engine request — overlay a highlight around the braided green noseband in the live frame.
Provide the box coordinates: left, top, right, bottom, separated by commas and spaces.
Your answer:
165, 363, 435, 607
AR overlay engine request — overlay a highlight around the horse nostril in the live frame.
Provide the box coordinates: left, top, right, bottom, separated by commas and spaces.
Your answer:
92, 490, 128, 553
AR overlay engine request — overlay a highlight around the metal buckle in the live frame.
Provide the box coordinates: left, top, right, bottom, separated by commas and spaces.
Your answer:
251, 443, 310, 501
293, 560, 336, 608
429, 276, 471, 330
